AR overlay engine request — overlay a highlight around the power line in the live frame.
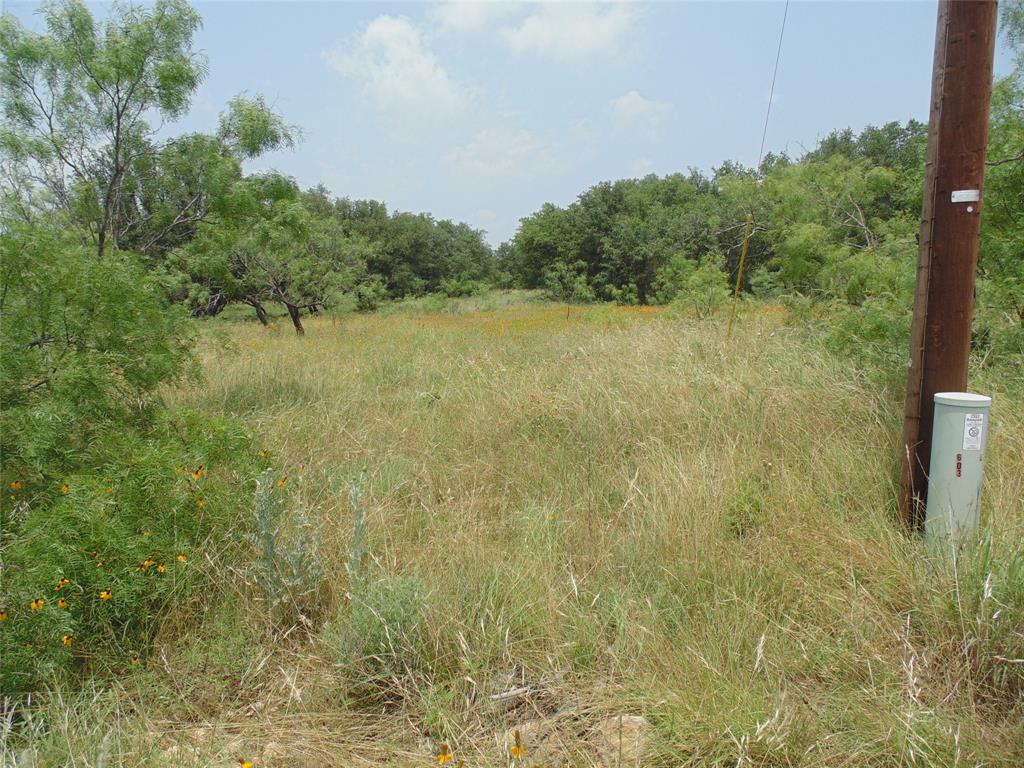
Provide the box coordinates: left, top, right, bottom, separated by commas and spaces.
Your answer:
728, 0, 790, 338
757, 0, 790, 170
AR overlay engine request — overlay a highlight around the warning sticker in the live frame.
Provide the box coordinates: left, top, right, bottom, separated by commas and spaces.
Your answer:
963, 413, 984, 451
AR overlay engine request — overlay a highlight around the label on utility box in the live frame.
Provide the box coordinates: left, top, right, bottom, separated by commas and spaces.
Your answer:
963, 413, 984, 451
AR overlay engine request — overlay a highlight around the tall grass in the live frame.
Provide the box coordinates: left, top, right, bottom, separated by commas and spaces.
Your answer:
6, 296, 1022, 766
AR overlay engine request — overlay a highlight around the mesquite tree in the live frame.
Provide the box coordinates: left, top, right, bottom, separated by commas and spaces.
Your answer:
1, 0, 205, 255
0, 1, 294, 257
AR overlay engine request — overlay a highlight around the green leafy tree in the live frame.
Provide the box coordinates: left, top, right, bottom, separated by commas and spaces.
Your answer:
1, 0, 205, 255
1, 2, 294, 259
172, 174, 369, 332
542, 260, 593, 304
666, 252, 731, 318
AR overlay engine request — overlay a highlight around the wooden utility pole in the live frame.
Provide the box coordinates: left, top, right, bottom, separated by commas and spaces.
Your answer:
900, 0, 999, 530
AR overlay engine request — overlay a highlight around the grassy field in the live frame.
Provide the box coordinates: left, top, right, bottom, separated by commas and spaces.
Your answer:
10, 293, 1023, 767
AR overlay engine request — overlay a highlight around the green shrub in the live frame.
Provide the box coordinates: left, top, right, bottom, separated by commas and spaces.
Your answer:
0, 225, 262, 695
820, 297, 911, 382
666, 253, 731, 318
0, 411, 260, 694
974, 276, 1024, 381
324, 573, 432, 695
542, 261, 594, 304
0, 227, 192, 473
438, 277, 487, 298
355, 276, 390, 312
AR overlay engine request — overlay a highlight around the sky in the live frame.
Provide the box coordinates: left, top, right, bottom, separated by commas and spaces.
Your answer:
5, 1, 1017, 244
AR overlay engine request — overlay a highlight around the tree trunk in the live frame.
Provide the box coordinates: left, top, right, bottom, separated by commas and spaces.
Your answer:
286, 303, 305, 335
250, 301, 269, 326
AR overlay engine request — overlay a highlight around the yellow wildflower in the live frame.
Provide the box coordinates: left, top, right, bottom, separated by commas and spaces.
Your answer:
436, 744, 453, 765
195, 498, 206, 508
258, 450, 269, 459
130, 653, 140, 666
30, 598, 44, 612
60, 483, 70, 495
99, 589, 112, 601
55, 577, 71, 591
61, 634, 74, 647
156, 563, 166, 574
9, 481, 22, 491
57, 598, 68, 609
238, 760, 253, 768
510, 729, 525, 760
276, 476, 288, 488
176, 552, 186, 562
138, 559, 156, 571
106, 486, 113, 494
0, 610, 8, 621
191, 465, 206, 481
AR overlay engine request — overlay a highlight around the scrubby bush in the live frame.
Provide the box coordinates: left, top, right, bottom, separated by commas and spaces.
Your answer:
665, 253, 731, 318
542, 261, 594, 304
820, 298, 911, 385
355, 276, 390, 312
0, 225, 262, 695
438, 277, 487, 298
324, 573, 432, 697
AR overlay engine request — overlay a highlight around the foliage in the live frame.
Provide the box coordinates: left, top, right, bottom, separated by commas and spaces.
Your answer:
0, 165, 262, 698
0, 0, 206, 255
169, 174, 370, 333
0, 409, 259, 696
325, 573, 432, 695
542, 260, 594, 304
0, 223, 190, 472
250, 470, 322, 630
0, 221, 261, 694
354, 275, 390, 312
665, 253, 731, 319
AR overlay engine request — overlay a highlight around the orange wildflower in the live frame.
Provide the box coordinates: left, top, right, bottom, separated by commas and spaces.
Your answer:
436, 744, 453, 765
510, 729, 525, 760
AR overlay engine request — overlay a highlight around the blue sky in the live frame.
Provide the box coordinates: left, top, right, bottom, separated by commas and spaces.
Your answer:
7, 1, 1017, 244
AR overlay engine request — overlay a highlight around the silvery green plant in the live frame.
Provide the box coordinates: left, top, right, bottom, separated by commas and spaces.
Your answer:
251, 470, 322, 628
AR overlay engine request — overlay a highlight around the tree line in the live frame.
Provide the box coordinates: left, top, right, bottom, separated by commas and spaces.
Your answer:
1, 0, 497, 335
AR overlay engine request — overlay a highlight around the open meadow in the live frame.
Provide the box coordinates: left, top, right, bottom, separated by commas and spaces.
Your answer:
13, 294, 1022, 767
3, 2, 1024, 765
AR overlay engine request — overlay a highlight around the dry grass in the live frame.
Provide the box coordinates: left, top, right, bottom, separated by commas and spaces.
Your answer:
7, 295, 1023, 766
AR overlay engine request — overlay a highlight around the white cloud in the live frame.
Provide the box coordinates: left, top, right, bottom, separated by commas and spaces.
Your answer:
629, 158, 654, 176
322, 16, 470, 129
570, 117, 595, 141
441, 127, 555, 181
610, 90, 670, 130
432, 2, 522, 33
502, 4, 636, 61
